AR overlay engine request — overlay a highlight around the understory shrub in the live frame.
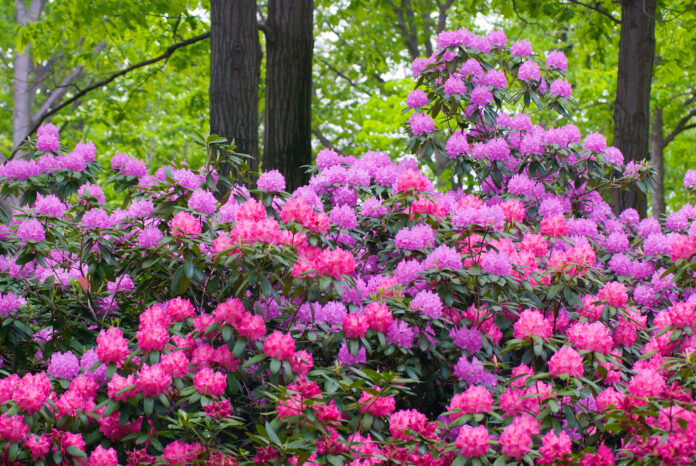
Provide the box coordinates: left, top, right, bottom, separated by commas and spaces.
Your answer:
0, 25, 694, 466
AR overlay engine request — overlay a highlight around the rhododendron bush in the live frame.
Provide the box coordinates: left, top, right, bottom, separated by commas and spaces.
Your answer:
0, 25, 695, 466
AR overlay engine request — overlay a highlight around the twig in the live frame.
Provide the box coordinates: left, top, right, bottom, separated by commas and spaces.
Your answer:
563, 0, 621, 24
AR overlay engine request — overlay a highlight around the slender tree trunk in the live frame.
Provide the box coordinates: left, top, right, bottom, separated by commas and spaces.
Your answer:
13, 49, 33, 151
650, 107, 664, 219
13, 0, 46, 151
209, 0, 261, 187
7, 0, 46, 218
612, 0, 656, 216
263, 0, 314, 193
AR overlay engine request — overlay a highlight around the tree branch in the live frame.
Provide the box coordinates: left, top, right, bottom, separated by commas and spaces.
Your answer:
14, 32, 210, 156
435, 0, 455, 33
316, 56, 369, 94
664, 107, 696, 147
562, 0, 621, 24
258, 22, 274, 41
384, 0, 420, 60
30, 55, 62, 91
32, 42, 107, 125
32, 65, 84, 125
312, 128, 336, 150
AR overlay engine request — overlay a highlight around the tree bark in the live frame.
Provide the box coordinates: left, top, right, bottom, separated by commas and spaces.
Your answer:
650, 106, 664, 219
612, 0, 656, 217
263, 0, 314, 193
13, 47, 33, 151
13, 0, 46, 151
209, 0, 261, 185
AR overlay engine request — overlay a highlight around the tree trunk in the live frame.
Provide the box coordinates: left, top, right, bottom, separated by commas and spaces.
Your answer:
13, 0, 46, 152
650, 107, 664, 219
612, 0, 656, 217
263, 0, 314, 193
209, 0, 261, 186
650, 107, 665, 219
13, 48, 33, 151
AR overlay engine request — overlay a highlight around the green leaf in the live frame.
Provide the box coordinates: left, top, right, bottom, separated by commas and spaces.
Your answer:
222, 325, 233, 342
66, 446, 86, 458
144, 397, 154, 416
242, 353, 266, 368
171, 266, 190, 295
8, 442, 17, 461
106, 363, 116, 380
265, 421, 281, 445
232, 338, 246, 358
183, 260, 194, 279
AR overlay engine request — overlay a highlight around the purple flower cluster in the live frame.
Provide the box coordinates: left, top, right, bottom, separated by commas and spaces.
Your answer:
394, 224, 435, 250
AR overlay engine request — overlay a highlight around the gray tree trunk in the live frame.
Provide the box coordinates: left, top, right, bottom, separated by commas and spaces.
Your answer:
650, 107, 664, 219
209, 0, 261, 187
12, 0, 46, 151
612, 0, 656, 217
263, 0, 314, 193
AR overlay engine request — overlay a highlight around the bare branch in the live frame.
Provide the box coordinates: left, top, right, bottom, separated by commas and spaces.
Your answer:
13, 32, 211, 156
312, 128, 336, 150
642, 0, 666, 22
664, 108, 696, 147
258, 22, 274, 41
31, 55, 62, 90
562, 0, 621, 24
316, 56, 369, 94
171, 14, 183, 41
33, 65, 84, 125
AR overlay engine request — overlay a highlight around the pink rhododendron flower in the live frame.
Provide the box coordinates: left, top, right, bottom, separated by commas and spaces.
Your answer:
513, 309, 552, 340
363, 301, 393, 332
406, 89, 428, 108
263, 330, 296, 361
500, 414, 540, 460
36, 123, 59, 152
89, 445, 118, 466
538, 430, 572, 464
137, 364, 171, 397
193, 367, 227, 396
359, 387, 396, 416
166, 297, 196, 322
598, 281, 628, 307
549, 346, 584, 377
447, 385, 493, 420
343, 313, 369, 338
290, 350, 314, 376
455, 425, 489, 458
389, 409, 436, 441
96, 327, 129, 365
171, 211, 201, 237
408, 113, 435, 135
567, 321, 613, 353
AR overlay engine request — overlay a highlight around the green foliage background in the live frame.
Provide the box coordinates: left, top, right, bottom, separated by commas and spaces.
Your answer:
2, 0, 696, 210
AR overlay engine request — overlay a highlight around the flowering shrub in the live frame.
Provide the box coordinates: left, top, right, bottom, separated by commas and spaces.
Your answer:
0, 25, 694, 466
